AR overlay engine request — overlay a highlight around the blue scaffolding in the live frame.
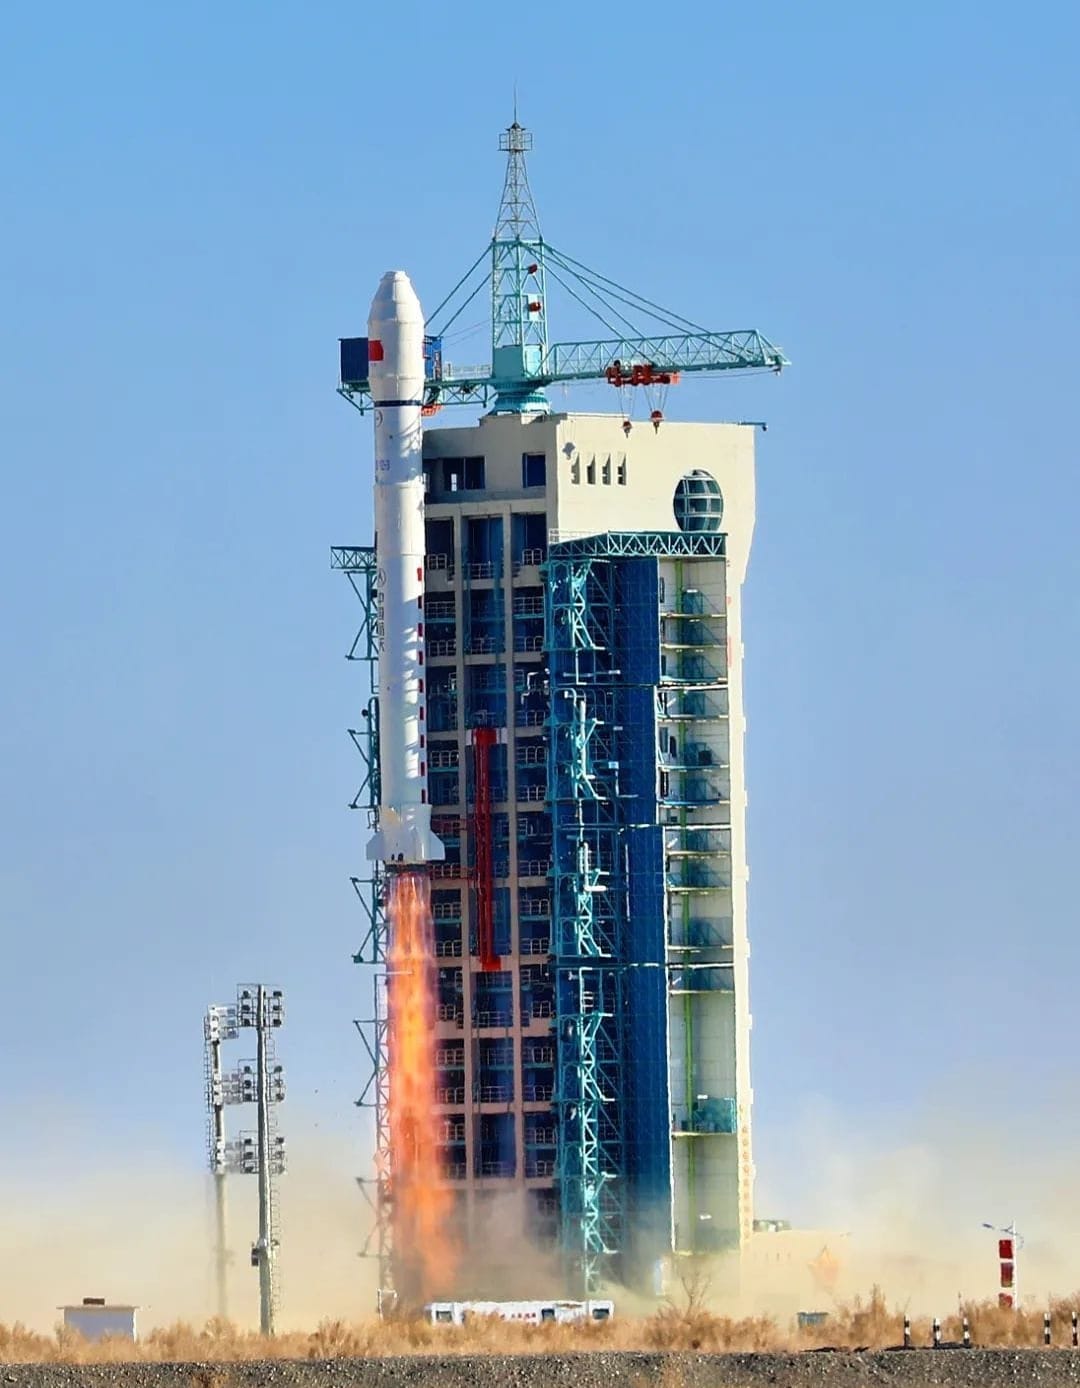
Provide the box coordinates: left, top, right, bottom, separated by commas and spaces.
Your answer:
544, 530, 729, 1294
330, 545, 393, 1300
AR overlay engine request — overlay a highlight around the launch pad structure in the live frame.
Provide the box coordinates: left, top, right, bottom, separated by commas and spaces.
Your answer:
336, 121, 786, 1303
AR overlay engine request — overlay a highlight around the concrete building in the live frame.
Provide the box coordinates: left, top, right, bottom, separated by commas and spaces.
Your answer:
415, 410, 756, 1290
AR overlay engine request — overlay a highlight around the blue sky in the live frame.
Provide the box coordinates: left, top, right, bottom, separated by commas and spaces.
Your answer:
2, 0, 1078, 1247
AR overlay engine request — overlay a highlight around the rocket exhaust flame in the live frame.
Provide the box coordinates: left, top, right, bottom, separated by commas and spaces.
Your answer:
387, 869, 456, 1300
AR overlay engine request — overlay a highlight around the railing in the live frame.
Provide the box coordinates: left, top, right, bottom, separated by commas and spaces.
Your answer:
474, 1009, 513, 1029
512, 595, 545, 616
523, 1045, 553, 1065
432, 863, 464, 880
425, 598, 456, 620
522, 1082, 554, 1102
426, 553, 454, 573
435, 939, 463, 958
429, 748, 459, 769
518, 859, 550, 878
465, 561, 500, 580
514, 633, 545, 653
432, 901, 462, 920
440, 1120, 466, 1141
526, 1158, 556, 1178
672, 1096, 738, 1134
530, 1000, 554, 1019
521, 937, 551, 955
516, 708, 546, 728
435, 1048, 465, 1068
517, 745, 547, 767
666, 870, 732, 891
518, 784, 546, 802
428, 639, 457, 658
526, 1129, 556, 1146
473, 1083, 513, 1104
477, 1160, 515, 1178
520, 899, 551, 918
435, 1085, 466, 1105
442, 1162, 468, 1181
436, 1004, 464, 1024
466, 634, 501, 654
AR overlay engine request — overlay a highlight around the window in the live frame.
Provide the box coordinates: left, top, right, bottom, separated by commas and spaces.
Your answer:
442, 456, 486, 491
586, 456, 596, 484
436, 1309, 452, 1324
570, 456, 580, 484
617, 456, 627, 485
522, 453, 546, 488
673, 469, 723, 532
601, 455, 611, 485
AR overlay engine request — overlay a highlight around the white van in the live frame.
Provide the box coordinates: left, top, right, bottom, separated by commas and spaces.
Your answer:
423, 1298, 614, 1326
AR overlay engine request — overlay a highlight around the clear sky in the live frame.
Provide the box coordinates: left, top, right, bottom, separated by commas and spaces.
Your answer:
2, 0, 1078, 1261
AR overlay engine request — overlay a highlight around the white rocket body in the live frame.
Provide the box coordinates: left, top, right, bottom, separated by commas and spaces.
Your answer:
365, 271, 444, 866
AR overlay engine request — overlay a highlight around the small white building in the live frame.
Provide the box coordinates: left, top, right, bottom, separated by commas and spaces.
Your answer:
59, 1298, 138, 1342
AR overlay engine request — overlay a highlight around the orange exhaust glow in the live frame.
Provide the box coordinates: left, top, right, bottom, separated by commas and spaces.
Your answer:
387, 869, 457, 1300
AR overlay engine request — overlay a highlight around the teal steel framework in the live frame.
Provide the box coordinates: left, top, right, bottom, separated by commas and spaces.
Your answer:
338, 122, 788, 418
545, 541, 630, 1295
330, 544, 394, 1300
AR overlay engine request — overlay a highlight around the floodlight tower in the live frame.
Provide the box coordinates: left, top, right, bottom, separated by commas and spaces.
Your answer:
204, 986, 286, 1334
203, 1003, 239, 1317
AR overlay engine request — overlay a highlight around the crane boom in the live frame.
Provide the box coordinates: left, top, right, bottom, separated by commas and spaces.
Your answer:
338, 120, 788, 417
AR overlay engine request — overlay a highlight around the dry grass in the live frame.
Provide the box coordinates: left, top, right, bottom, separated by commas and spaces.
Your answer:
3, 1292, 1080, 1363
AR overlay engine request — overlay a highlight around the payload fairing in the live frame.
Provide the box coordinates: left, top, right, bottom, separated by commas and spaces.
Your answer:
365, 271, 444, 867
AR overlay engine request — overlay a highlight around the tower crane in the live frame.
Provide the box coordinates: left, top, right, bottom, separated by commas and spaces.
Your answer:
339, 120, 788, 425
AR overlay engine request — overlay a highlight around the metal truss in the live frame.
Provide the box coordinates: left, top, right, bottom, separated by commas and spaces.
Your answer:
545, 550, 627, 1295
333, 542, 393, 1298
549, 531, 727, 561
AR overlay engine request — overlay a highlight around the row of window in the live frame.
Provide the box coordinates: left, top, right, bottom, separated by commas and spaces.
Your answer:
568, 453, 628, 486
425, 453, 548, 494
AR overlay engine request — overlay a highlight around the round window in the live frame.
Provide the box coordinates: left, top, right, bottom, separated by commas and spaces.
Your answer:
673, 470, 724, 533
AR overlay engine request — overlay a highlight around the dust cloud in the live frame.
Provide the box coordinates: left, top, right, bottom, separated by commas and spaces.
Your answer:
744, 1077, 1080, 1316
0, 1113, 375, 1333
5, 1074, 1080, 1333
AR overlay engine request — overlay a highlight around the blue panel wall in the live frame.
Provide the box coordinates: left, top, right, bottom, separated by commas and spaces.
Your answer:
614, 558, 671, 1273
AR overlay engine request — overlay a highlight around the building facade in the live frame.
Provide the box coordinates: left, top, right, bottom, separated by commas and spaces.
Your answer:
408, 409, 756, 1293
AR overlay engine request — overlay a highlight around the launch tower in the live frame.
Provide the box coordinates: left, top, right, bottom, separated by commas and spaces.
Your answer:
336, 120, 785, 1300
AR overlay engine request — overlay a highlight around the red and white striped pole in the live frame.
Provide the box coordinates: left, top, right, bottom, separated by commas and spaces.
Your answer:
998, 1232, 1017, 1310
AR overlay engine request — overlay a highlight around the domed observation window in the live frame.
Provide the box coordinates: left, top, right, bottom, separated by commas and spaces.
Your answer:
673, 470, 724, 533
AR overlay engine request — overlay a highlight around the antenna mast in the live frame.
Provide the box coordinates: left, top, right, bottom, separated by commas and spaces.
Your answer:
491, 119, 549, 413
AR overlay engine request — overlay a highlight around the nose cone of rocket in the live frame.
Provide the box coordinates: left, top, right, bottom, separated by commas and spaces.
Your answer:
367, 271, 425, 402
368, 270, 423, 331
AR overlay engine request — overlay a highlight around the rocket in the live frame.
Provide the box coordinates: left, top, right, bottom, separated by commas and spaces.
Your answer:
365, 271, 445, 867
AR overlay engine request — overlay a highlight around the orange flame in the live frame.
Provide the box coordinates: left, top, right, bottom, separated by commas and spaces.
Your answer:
387, 870, 457, 1301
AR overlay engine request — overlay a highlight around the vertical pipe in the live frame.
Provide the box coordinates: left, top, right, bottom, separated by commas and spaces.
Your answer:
255, 985, 275, 1335
1044, 1312, 1052, 1347
473, 727, 498, 971
903, 1315, 911, 1349
962, 1315, 971, 1349
932, 1317, 941, 1348
1071, 1310, 1078, 1347
213, 1171, 228, 1320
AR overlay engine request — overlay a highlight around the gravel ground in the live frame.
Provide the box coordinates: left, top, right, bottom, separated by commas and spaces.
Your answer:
6, 1352, 1080, 1388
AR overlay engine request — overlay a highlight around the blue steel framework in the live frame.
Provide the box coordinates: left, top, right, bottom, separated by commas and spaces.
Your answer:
544, 530, 730, 1294
336, 528, 736, 1301
330, 545, 394, 1300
